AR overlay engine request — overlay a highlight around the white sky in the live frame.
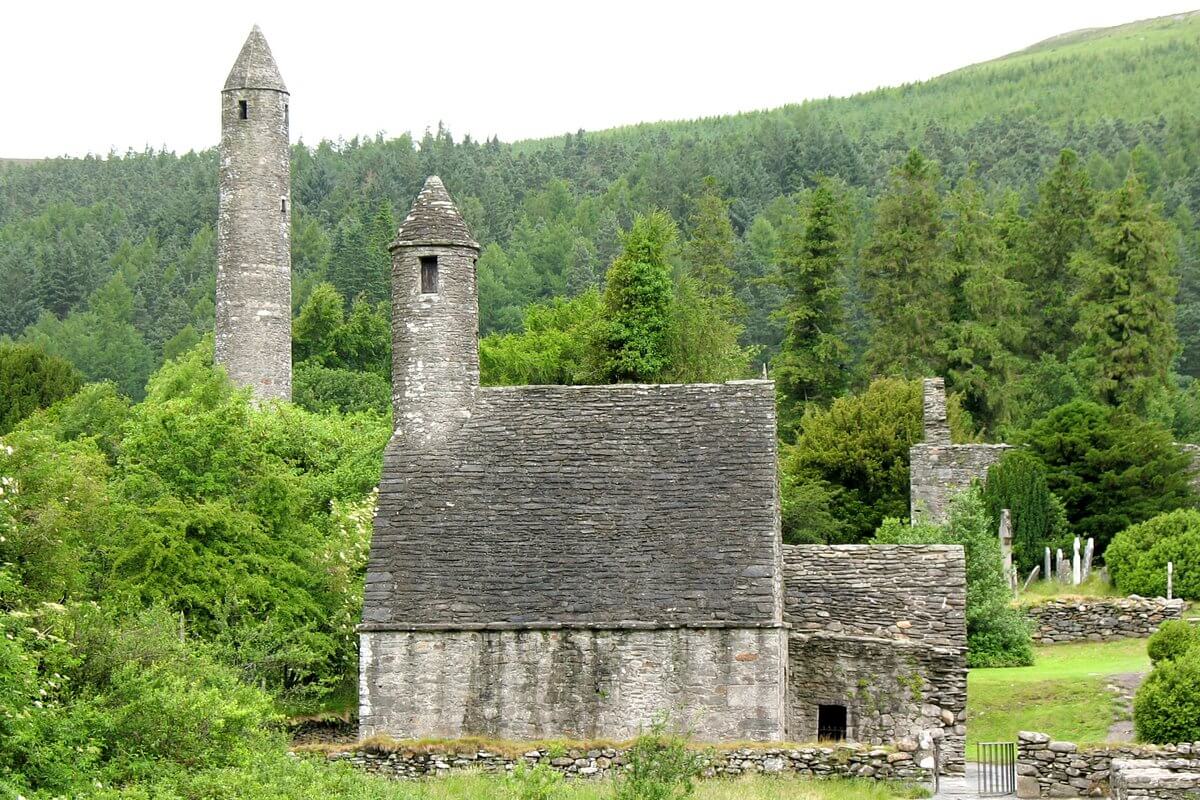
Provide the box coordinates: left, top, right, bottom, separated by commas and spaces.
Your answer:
1, 1, 1195, 159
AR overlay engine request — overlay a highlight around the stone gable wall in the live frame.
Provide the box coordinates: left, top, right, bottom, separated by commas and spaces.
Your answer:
1025, 597, 1186, 645
909, 443, 1010, 524
1016, 732, 1200, 798
324, 741, 935, 783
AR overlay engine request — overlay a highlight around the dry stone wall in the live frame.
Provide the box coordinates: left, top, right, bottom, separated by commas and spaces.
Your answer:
323, 741, 935, 783
1016, 732, 1200, 798
782, 545, 968, 771
1025, 597, 1186, 644
1112, 758, 1200, 800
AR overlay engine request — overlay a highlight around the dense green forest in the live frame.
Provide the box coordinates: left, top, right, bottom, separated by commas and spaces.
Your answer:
6, 12, 1200, 796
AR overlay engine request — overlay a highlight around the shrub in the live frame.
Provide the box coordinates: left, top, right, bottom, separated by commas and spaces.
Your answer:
294, 361, 390, 415
1106, 509, 1200, 599
614, 721, 705, 800
875, 489, 1034, 667
1134, 647, 1200, 743
785, 378, 971, 543
1019, 401, 1194, 557
508, 761, 566, 800
0, 342, 83, 434
1147, 620, 1200, 665
983, 450, 1072, 573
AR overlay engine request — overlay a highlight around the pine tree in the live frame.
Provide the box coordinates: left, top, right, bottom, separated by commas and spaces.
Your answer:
566, 237, 598, 297
600, 212, 676, 382
1070, 173, 1178, 414
1019, 150, 1095, 358
862, 150, 950, 378
365, 200, 396, 304
771, 178, 850, 433
683, 177, 738, 303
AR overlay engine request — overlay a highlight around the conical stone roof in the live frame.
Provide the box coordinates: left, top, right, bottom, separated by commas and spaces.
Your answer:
224, 25, 288, 93
391, 176, 480, 250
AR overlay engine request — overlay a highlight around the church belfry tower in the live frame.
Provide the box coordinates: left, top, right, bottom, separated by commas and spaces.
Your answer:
390, 176, 480, 445
216, 25, 292, 401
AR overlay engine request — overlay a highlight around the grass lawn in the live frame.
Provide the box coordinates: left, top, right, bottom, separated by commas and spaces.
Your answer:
1015, 574, 1123, 605
967, 638, 1150, 757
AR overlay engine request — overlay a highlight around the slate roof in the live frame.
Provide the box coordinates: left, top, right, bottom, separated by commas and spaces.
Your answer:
390, 176, 480, 250
224, 25, 288, 93
363, 381, 782, 628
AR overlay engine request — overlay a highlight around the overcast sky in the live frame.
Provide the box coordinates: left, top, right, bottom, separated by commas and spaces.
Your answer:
1, 1, 1194, 159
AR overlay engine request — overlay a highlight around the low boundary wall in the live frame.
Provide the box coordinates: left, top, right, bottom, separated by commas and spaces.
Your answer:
1024, 597, 1185, 645
1016, 732, 1200, 797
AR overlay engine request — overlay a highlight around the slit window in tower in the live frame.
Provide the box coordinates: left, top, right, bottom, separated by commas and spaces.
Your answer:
817, 704, 848, 741
284, 104, 289, 124
420, 256, 439, 294
281, 198, 287, 213
239, 100, 248, 120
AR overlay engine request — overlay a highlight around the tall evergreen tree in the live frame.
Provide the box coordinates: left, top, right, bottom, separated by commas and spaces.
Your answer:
683, 177, 737, 304
1070, 173, 1178, 414
566, 237, 598, 297
862, 150, 950, 378
1019, 150, 1095, 358
771, 179, 850, 434
599, 212, 676, 382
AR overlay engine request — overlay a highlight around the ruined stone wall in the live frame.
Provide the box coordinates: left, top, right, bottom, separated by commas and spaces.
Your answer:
1025, 597, 1186, 645
323, 741, 935, 783
1112, 759, 1200, 800
358, 626, 787, 742
1016, 732, 1200, 798
216, 83, 291, 401
782, 545, 968, 771
909, 443, 1010, 523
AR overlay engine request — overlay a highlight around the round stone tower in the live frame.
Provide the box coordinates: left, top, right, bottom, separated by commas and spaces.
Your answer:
390, 176, 481, 445
216, 25, 292, 402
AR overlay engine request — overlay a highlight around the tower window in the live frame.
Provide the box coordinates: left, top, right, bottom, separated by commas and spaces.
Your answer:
420, 256, 439, 294
817, 704, 847, 741
281, 198, 288, 213
284, 104, 289, 124
239, 100, 248, 120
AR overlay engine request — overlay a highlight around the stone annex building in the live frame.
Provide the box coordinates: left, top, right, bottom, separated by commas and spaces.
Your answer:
213, 28, 969, 769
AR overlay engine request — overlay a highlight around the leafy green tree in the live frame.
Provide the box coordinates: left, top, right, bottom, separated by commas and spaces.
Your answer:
982, 450, 1071, 573
863, 150, 950, 377
1019, 400, 1194, 554
1070, 173, 1178, 414
784, 377, 970, 542
293, 363, 390, 415
0, 343, 83, 434
293, 283, 345, 366
1017, 150, 1095, 358
874, 488, 1034, 667
599, 212, 677, 382
662, 277, 751, 384
480, 290, 605, 386
771, 179, 850, 433
1106, 509, 1200, 599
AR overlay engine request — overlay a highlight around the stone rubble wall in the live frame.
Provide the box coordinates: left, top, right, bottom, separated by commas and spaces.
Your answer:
909, 442, 1011, 524
1112, 758, 1200, 800
323, 741, 934, 783
1016, 731, 1200, 798
1025, 597, 1186, 645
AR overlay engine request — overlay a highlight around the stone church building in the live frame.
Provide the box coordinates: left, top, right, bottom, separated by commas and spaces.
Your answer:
210, 26, 968, 769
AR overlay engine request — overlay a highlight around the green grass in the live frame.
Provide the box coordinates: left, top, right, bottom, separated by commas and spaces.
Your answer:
1016, 574, 1124, 605
967, 639, 1150, 757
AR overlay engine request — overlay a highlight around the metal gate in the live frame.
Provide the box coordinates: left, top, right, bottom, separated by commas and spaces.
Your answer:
977, 741, 1017, 796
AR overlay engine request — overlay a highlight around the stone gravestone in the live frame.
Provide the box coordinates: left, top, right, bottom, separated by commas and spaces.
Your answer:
999, 509, 1016, 592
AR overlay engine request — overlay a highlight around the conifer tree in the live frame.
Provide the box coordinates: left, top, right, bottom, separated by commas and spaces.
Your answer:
683, 177, 737, 304
771, 178, 850, 433
1070, 173, 1178, 414
1019, 149, 1095, 358
862, 150, 950, 378
600, 212, 676, 382
566, 237, 598, 296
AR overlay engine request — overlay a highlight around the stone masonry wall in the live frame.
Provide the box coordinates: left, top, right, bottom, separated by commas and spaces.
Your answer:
1112, 758, 1200, 800
782, 545, 968, 771
324, 741, 934, 783
1016, 732, 1200, 798
359, 626, 787, 743
1025, 597, 1186, 645
909, 443, 1010, 524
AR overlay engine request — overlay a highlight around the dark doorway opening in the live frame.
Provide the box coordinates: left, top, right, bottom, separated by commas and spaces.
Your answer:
817, 704, 847, 741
